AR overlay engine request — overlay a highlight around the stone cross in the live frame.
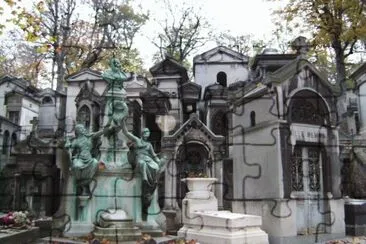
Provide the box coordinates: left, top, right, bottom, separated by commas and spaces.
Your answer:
291, 36, 310, 56
30, 117, 39, 132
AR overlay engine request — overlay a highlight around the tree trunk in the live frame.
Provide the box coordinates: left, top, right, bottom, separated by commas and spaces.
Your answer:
56, 51, 66, 91
332, 39, 347, 92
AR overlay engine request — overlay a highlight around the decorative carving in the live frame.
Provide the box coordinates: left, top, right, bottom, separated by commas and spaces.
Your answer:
308, 148, 320, 191
291, 147, 303, 191
291, 146, 322, 192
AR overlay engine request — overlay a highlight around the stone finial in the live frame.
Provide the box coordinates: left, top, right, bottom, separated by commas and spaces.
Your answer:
291, 36, 310, 56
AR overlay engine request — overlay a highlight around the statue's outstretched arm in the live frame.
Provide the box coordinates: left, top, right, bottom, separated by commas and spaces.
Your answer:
121, 118, 139, 142
92, 127, 111, 138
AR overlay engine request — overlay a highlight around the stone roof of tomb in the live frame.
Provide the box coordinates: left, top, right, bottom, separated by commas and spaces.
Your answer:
193, 46, 249, 64
65, 68, 103, 82
149, 57, 189, 84
162, 113, 225, 149
268, 57, 339, 93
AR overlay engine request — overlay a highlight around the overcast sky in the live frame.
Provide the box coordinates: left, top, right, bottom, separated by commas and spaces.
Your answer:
0, 0, 286, 69
135, 0, 286, 68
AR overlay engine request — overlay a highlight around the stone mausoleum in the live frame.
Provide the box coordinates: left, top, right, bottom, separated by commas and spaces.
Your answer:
0, 36, 352, 243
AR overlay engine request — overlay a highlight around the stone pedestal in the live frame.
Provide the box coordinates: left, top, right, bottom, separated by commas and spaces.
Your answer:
163, 209, 179, 235
99, 87, 129, 167
178, 178, 268, 244
93, 209, 142, 241
99, 128, 129, 168
62, 169, 165, 238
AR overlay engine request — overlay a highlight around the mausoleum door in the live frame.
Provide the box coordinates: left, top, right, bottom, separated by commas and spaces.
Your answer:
291, 145, 326, 235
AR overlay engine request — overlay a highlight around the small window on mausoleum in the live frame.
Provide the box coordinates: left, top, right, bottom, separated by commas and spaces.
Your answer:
42, 96, 53, 104
77, 105, 91, 130
2, 130, 10, 155
217, 71, 227, 87
355, 112, 360, 134
11, 133, 17, 147
250, 111, 256, 127
8, 111, 19, 124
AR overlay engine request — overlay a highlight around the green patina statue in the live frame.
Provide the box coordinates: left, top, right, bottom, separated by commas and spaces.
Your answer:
121, 119, 166, 221
102, 58, 129, 128
102, 58, 128, 93
65, 124, 109, 196
105, 98, 128, 128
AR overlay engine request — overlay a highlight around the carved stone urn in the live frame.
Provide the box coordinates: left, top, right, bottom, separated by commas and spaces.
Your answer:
181, 178, 217, 199
182, 177, 216, 191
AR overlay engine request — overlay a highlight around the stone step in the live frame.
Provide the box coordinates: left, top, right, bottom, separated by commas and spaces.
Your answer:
98, 220, 135, 228
141, 228, 164, 237
94, 226, 141, 235
36, 237, 86, 244
94, 232, 142, 242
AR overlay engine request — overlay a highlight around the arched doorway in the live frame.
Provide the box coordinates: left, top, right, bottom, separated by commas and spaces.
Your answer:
176, 142, 209, 208
288, 89, 330, 235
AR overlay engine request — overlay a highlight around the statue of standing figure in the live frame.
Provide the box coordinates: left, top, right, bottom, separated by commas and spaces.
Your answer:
121, 118, 166, 221
65, 124, 110, 196
102, 58, 127, 93
102, 58, 129, 128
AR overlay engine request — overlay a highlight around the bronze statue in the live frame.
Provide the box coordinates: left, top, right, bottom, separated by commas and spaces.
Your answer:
65, 124, 109, 196
102, 58, 129, 128
105, 98, 128, 128
121, 119, 166, 221
102, 58, 127, 93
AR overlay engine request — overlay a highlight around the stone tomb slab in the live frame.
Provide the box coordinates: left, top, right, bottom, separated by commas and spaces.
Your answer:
0, 227, 39, 244
193, 210, 262, 229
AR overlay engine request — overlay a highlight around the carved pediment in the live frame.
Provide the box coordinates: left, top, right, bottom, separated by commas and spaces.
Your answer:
162, 114, 224, 148
194, 46, 249, 64
38, 88, 55, 97
66, 69, 102, 82
125, 74, 149, 89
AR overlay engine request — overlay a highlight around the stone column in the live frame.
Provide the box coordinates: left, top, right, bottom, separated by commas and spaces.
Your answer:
13, 173, 21, 210
163, 151, 179, 234
215, 158, 224, 210
165, 152, 179, 209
